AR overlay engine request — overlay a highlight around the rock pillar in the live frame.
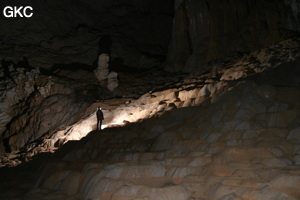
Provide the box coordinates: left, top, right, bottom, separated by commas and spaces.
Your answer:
107, 72, 118, 92
94, 54, 110, 82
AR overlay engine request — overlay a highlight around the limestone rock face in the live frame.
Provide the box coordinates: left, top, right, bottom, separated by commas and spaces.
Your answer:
0, 66, 102, 154
0, 67, 38, 141
166, 0, 300, 72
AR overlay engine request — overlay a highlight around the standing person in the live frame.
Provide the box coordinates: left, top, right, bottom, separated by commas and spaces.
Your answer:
96, 107, 104, 130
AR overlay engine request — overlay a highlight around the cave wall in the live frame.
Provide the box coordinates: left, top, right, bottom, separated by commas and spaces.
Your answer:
166, 0, 300, 72
0, 67, 104, 153
0, 0, 174, 69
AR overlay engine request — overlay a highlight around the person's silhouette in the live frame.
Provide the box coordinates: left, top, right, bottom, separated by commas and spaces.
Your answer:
96, 107, 104, 130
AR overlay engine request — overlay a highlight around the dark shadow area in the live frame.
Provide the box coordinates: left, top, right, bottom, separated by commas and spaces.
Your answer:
246, 58, 300, 87
52, 62, 95, 72
98, 35, 112, 55
2, 138, 10, 153
0, 151, 53, 199
1, 57, 32, 79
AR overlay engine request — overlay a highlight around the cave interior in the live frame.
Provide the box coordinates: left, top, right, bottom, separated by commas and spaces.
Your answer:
0, 0, 300, 199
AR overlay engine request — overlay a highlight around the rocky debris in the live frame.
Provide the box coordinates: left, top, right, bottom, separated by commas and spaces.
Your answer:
103, 37, 300, 126
220, 38, 300, 81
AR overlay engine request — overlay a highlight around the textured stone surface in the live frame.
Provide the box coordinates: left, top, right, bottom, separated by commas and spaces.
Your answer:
0, 66, 102, 154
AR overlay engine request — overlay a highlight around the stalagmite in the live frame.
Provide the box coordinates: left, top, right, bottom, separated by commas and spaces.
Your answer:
94, 53, 110, 82
107, 71, 118, 92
